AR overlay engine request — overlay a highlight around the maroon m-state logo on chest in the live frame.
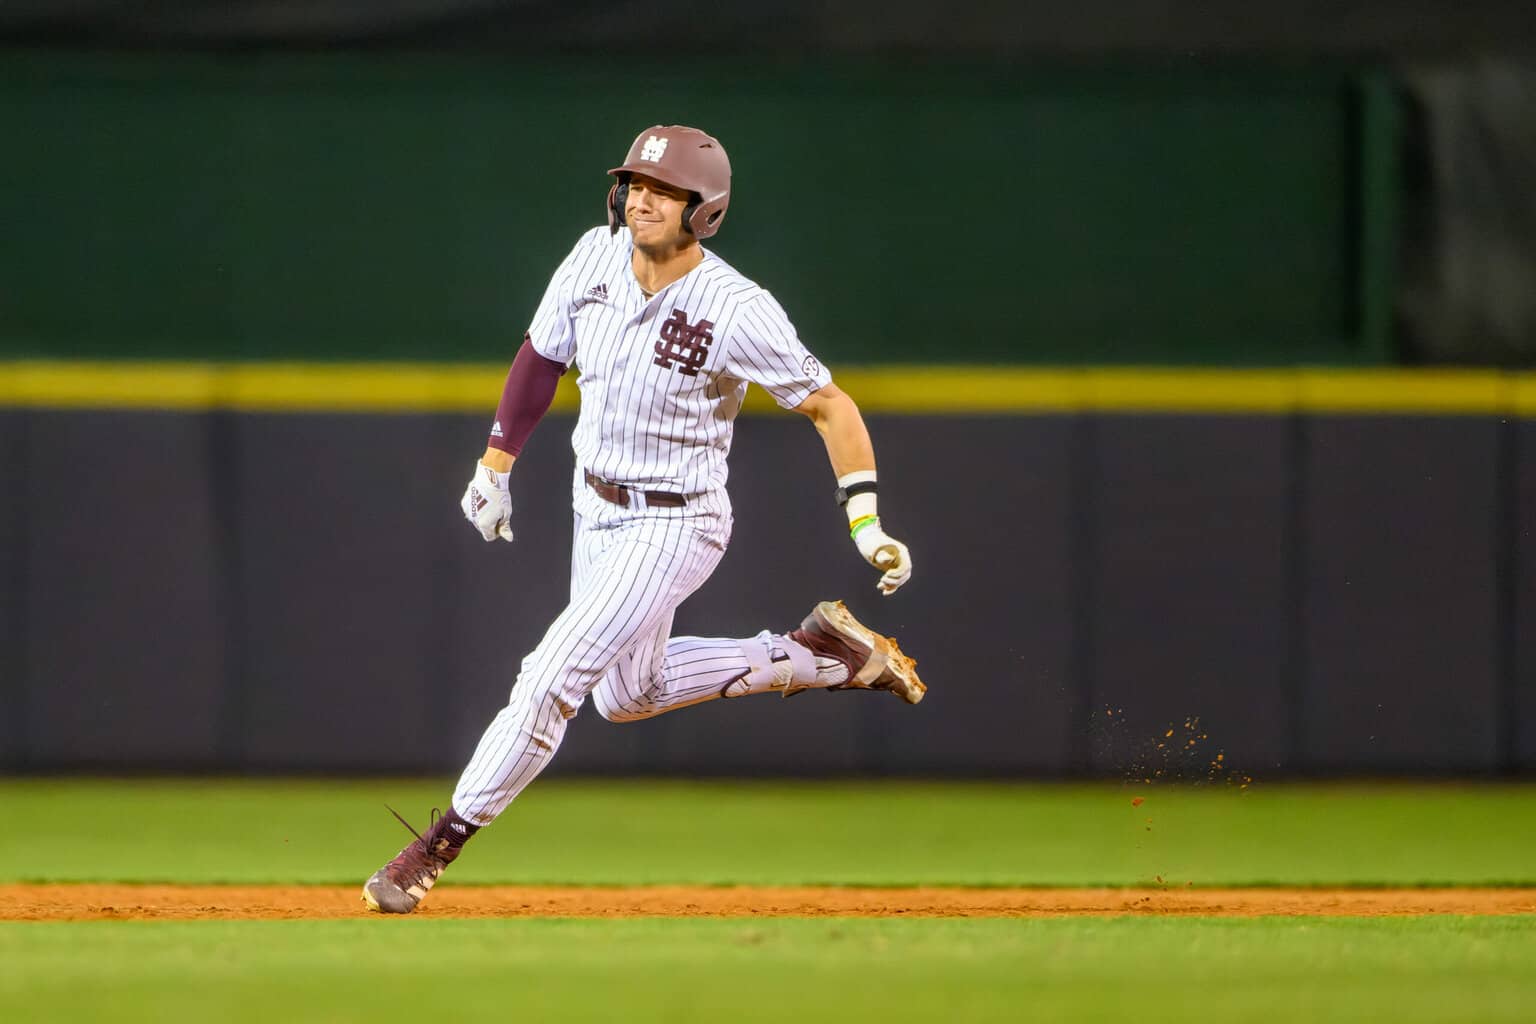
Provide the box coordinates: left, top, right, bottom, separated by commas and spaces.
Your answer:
653, 309, 715, 378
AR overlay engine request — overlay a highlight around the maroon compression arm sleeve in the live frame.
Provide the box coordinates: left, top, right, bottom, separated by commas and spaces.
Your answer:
487, 333, 566, 456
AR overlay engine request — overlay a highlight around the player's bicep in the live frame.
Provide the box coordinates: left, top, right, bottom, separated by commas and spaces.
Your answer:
724, 293, 832, 409
526, 281, 575, 364
525, 246, 587, 365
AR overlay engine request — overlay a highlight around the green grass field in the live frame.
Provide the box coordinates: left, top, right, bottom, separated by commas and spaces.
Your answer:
8, 778, 1536, 886
2, 779, 1534, 1022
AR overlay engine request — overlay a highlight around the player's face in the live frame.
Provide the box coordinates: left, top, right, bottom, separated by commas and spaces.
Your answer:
625, 174, 693, 249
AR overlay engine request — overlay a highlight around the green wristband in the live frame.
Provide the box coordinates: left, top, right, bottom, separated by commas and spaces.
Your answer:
849, 514, 881, 539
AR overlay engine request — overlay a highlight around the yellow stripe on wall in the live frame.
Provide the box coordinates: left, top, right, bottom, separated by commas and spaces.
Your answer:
4, 360, 1536, 416
0, 361, 568, 413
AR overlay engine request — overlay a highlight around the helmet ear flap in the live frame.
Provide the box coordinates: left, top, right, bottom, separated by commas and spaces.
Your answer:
684, 199, 726, 240
607, 177, 630, 235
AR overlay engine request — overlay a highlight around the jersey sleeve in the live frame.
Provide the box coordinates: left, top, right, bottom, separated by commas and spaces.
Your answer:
723, 290, 833, 409
525, 232, 601, 365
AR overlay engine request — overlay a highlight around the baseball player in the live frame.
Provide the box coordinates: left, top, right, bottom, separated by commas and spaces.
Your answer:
363, 125, 924, 914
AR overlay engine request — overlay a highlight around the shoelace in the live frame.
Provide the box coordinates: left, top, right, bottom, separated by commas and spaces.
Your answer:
384, 805, 447, 886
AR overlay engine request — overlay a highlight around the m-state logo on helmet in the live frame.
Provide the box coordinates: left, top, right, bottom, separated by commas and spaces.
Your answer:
607, 125, 732, 240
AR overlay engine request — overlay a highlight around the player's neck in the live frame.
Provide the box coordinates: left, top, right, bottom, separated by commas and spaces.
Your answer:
631, 240, 703, 297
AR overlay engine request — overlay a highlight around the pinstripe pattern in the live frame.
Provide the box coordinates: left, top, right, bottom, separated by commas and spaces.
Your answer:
593, 634, 760, 721
450, 226, 832, 826
452, 509, 728, 822
527, 226, 831, 497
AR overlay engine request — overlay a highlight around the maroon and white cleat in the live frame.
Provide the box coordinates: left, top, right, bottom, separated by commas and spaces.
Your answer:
787, 600, 926, 705
362, 808, 465, 914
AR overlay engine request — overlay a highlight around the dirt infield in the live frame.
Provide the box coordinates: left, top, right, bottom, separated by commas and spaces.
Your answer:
3, 884, 1533, 921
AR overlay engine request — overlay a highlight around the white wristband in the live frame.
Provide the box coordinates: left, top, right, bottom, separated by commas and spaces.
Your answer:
838, 470, 878, 525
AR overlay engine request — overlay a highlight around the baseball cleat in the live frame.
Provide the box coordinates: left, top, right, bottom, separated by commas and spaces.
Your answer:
362, 807, 463, 914
788, 600, 925, 704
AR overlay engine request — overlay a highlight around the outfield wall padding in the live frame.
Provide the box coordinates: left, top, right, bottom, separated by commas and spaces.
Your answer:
0, 410, 27, 766
1082, 417, 1293, 775
19, 413, 226, 765
1, 410, 1527, 776
1299, 418, 1503, 771
1516, 422, 1536, 770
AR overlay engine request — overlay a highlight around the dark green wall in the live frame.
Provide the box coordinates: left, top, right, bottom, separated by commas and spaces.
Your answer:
1, 55, 1388, 364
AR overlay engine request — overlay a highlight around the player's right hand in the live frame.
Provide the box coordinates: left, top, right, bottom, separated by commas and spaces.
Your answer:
852, 521, 913, 595
460, 462, 514, 542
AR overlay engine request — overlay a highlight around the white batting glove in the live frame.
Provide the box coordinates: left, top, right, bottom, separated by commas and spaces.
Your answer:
460, 462, 514, 542
852, 519, 913, 595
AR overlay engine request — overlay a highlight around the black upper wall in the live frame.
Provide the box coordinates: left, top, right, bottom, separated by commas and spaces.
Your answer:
3, 1, 1534, 56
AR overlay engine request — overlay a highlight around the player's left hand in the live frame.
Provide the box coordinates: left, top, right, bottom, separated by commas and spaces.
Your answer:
853, 522, 912, 595
461, 462, 514, 543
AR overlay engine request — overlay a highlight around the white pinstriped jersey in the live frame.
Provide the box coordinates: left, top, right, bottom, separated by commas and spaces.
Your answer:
527, 226, 832, 498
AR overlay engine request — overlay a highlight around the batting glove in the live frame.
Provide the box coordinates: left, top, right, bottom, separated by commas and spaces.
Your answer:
461, 462, 514, 542
852, 519, 913, 595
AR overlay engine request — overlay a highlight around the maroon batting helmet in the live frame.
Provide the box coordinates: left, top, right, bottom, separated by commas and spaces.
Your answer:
607, 125, 732, 240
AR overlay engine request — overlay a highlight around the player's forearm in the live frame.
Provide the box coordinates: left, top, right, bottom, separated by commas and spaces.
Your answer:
810, 389, 876, 478
806, 386, 911, 593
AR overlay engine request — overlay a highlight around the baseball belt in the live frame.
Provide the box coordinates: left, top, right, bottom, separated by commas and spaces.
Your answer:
584, 470, 687, 508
